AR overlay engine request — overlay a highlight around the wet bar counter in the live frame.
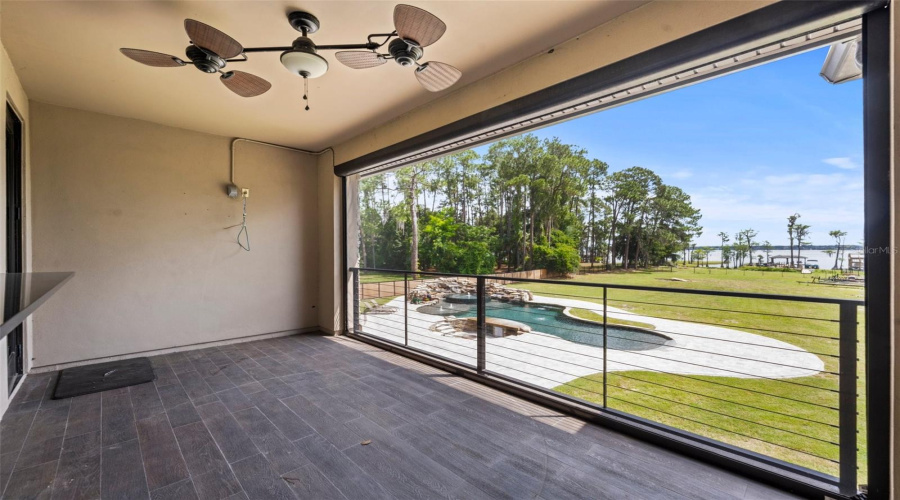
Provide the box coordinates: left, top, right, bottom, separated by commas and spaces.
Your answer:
0, 272, 74, 336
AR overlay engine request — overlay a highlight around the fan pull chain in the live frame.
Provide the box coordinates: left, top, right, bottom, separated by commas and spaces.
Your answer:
302, 76, 310, 111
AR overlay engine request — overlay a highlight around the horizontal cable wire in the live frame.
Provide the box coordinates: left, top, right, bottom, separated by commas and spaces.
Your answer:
486, 347, 831, 444
520, 331, 838, 393
483, 356, 837, 463
498, 330, 839, 411
486, 340, 837, 441
606, 296, 842, 323
602, 375, 838, 445
483, 305, 840, 358
596, 304, 843, 340
363, 326, 476, 359
604, 370, 838, 428
374, 322, 480, 356
355, 272, 853, 466
608, 307, 843, 341
604, 395, 838, 463
362, 317, 477, 351
480, 307, 833, 374
503, 288, 843, 324
364, 312, 462, 329
490, 332, 839, 421
361, 322, 465, 351
370, 308, 838, 393
357, 269, 861, 306
367, 308, 839, 408
513, 302, 841, 353
510, 289, 844, 339
365, 313, 466, 336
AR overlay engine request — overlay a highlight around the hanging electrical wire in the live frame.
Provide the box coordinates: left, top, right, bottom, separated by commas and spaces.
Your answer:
224, 194, 250, 251
237, 196, 250, 251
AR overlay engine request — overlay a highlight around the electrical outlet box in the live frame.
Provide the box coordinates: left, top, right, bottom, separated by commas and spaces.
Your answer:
241, 188, 250, 198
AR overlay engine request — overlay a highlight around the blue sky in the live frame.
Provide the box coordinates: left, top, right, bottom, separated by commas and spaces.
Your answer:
484, 46, 864, 247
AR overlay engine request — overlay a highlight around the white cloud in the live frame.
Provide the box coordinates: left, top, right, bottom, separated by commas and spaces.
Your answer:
671, 169, 693, 179
822, 157, 859, 170
690, 171, 863, 245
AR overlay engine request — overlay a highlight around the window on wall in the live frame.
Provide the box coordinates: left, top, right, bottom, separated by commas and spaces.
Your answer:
349, 26, 870, 495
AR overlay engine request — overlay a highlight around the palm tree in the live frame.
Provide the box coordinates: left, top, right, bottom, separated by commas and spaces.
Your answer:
787, 213, 800, 267
693, 248, 707, 266
739, 228, 758, 266
717, 232, 730, 268
795, 223, 811, 268
829, 230, 847, 270
824, 249, 835, 269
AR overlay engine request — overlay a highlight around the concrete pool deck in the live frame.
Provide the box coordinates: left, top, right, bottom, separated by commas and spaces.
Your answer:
359, 295, 825, 390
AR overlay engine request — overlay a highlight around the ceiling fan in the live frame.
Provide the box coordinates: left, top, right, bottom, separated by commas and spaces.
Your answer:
120, 5, 462, 108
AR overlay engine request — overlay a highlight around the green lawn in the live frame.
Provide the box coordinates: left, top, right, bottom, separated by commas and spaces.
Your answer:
511, 267, 865, 479
359, 295, 398, 314
359, 271, 407, 284
568, 307, 656, 330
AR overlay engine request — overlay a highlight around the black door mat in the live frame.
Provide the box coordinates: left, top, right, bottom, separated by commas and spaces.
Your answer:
53, 357, 155, 399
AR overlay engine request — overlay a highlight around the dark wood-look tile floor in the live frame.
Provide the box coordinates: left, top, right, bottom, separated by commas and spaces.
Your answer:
0, 334, 801, 500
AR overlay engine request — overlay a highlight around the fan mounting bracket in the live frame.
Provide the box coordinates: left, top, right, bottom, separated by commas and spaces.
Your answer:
388, 38, 423, 67
288, 11, 320, 34
185, 45, 226, 73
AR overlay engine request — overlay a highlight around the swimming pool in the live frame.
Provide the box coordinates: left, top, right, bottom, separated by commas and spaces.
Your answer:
423, 300, 671, 351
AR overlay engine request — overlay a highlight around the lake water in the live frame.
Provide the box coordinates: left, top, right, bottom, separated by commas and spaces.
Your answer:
686, 249, 859, 268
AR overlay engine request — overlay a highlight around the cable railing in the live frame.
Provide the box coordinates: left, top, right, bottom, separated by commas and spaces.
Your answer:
349, 267, 864, 496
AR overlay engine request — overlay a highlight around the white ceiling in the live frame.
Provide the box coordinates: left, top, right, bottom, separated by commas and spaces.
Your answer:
1, 1, 645, 150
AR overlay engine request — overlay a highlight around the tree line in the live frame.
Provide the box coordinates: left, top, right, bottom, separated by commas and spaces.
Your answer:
703, 215, 850, 269
357, 134, 702, 274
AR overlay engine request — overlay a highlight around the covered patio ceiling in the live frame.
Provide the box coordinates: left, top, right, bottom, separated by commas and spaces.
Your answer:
0, 0, 646, 150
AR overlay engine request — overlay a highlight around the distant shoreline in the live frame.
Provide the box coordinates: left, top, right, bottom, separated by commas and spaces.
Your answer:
694, 245, 862, 251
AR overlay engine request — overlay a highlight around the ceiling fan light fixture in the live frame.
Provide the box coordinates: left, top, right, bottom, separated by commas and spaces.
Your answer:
280, 50, 329, 78
122, 5, 460, 102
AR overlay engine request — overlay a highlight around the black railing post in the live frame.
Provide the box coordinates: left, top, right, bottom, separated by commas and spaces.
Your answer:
404, 272, 409, 346
352, 268, 360, 333
602, 287, 608, 408
476, 277, 486, 373
838, 302, 858, 496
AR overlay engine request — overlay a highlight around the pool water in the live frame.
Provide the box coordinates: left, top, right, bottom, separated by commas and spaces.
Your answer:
431, 300, 670, 351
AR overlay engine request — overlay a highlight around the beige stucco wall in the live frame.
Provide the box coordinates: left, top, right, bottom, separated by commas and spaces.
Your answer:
28, 102, 320, 369
0, 44, 32, 415
317, 150, 341, 334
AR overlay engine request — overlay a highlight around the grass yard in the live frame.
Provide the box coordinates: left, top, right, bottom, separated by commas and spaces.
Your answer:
568, 307, 656, 330
510, 267, 865, 479
359, 271, 407, 284
359, 295, 398, 314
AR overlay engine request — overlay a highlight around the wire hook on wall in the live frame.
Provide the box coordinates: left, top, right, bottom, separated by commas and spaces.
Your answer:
236, 196, 250, 251
224, 192, 250, 251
